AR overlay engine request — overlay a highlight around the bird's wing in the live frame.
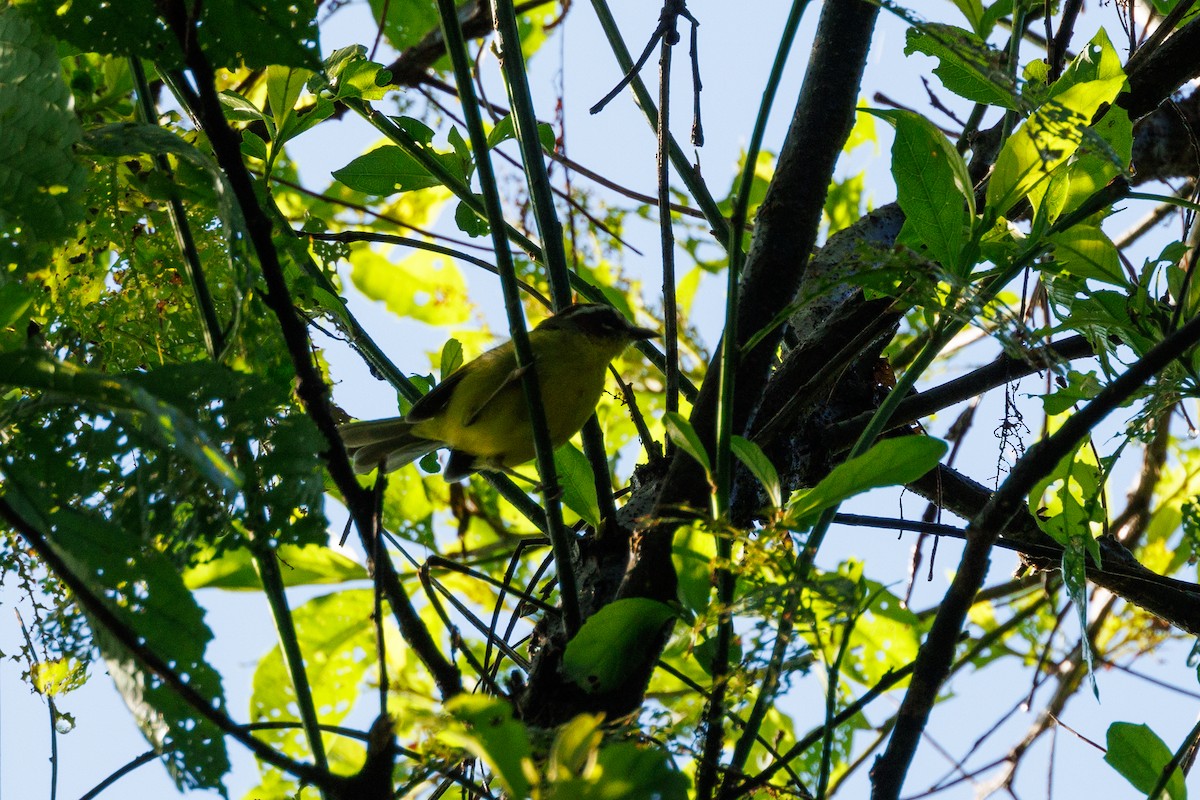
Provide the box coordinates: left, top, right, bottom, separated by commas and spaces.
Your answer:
463, 364, 529, 428
406, 368, 469, 421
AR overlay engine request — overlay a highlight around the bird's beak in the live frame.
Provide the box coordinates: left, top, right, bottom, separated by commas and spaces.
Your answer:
629, 324, 659, 340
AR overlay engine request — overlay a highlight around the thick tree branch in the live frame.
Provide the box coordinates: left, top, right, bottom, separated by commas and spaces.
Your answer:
871, 297, 1200, 798
381, 0, 556, 87
626, 0, 883, 592
826, 335, 1095, 452
1120, 12, 1200, 120
162, 3, 462, 700
906, 463, 1200, 634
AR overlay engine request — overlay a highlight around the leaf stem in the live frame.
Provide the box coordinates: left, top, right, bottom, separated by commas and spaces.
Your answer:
130, 58, 226, 360
433, 0, 581, 635
588, 0, 730, 245
699, 1, 811, 795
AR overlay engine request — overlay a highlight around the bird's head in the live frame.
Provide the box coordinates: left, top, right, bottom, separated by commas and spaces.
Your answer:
537, 303, 658, 344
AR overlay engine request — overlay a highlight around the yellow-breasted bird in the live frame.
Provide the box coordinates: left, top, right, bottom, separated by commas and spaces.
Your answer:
339, 303, 658, 481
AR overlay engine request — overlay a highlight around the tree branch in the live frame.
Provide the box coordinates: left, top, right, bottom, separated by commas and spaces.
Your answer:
162, 2, 462, 700
871, 300, 1200, 798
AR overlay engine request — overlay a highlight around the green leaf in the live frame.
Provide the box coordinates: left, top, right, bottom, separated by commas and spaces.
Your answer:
218, 90, 266, 122
1061, 537, 1098, 695
332, 118, 468, 194
193, 0, 321, 69
904, 25, 1015, 109
440, 338, 464, 380
31, 657, 88, 697
868, 108, 974, 272
81, 122, 246, 244
672, 524, 717, 614
802, 562, 920, 686
1061, 105, 1133, 215
1030, 441, 1105, 691
183, 544, 368, 590
251, 590, 382, 762
663, 411, 712, 476
547, 713, 604, 782
381, 464, 436, 546
987, 29, 1126, 217
554, 444, 602, 530
692, 631, 743, 678
241, 129, 269, 161
787, 437, 948, 529
487, 113, 557, 151
976, 0, 1014, 38
455, 197, 490, 237
1049, 225, 1125, 285
447, 125, 471, 168
443, 695, 533, 799
15, 0, 319, 69
563, 598, 676, 693
0, 281, 35, 331
349, 248, 471, 326
1049, 27, 1127, 102
946, 0, 984, 33
1039, 370, 1102, 416
825, 170, 866, 235
1105, 722, 1187, 800
581, 741, 689, 800
335, 59, 393, 101
839, 579, 919, 685
316, 45, 391, 100
266, 65, 310, 132
730, 435, 781, 508
275, 96, 336, 148
11, 0, 181, 65
367, 0, 442, 52
0, 8, 87, 254
0, 351, 242, 492
333, 145, 446, 195
488, 115, 518, 148
1029, 443, 1104, 559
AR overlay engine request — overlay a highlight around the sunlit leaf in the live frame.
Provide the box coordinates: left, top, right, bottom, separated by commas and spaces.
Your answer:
787, 437, 948, 530
905, 24, 1015, 109
349, 247, 471, 326
663, 411, 711, 477
1049, 225, 1125, 285
563, 598, 675, 693
31, 657, 88, 697
869, 108, 974, 272
442, 695, 534, 799
547, 713, 604, 781
440, 338, 464, 380
987, 30, 1126, 216
0, 8, 87, 254
0, 351, 242, 492
183, 544, 368, 590
5, 485, 230, 791
334, 145, 447, 195
730, 435, 781, 508
554, 443, 602, 530
672, 524, 717, 614
250, 590, 383, 762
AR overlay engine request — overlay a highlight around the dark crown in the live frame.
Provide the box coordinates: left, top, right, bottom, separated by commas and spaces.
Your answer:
540, 304, 631, 338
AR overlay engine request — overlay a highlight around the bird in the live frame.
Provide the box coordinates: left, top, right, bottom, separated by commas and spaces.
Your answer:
339, 303, 658, 482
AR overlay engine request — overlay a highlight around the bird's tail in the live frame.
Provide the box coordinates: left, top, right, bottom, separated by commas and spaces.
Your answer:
338, 417, 439, 475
